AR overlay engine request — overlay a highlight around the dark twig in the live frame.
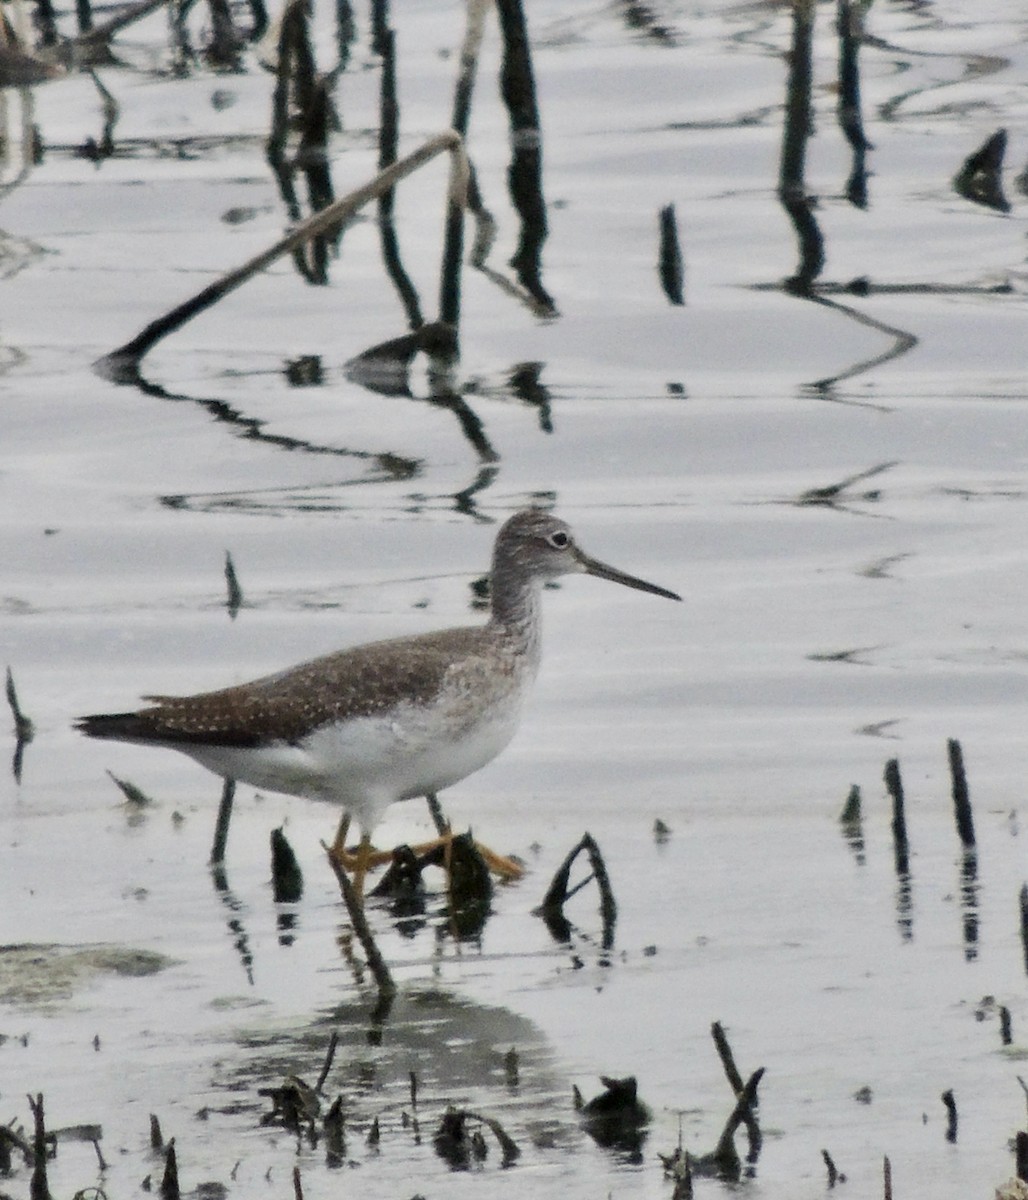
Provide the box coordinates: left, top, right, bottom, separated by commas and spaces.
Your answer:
822, 1147, 840, 1186
224, 551, 243, 619
315, 1031, 338, 1094
1020, 885, 1028, 975
883, 1154, 892, 1200
941, 1089, 957, 1142
1016, 1075, 1028, 1118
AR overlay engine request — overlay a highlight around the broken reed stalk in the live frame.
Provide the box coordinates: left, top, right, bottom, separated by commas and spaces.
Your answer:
161, 1139, 180, 1200
658, 203, 684, 305
946, 738, 975, 849
883, 758, 909, 875
270, 826, 304, 902
710, 1021, 745, 1097
27, 1093, 51, 1200
324, 844, 397, 1004
97, 130, 467, 375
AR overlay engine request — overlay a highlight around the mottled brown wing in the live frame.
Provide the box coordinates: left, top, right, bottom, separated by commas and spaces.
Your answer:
77, 624, 497, 747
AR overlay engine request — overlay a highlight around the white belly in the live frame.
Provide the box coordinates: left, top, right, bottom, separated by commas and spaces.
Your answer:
181, 691, 525, 837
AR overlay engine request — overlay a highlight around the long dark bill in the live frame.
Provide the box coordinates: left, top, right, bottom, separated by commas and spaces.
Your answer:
578, 551, 681, 602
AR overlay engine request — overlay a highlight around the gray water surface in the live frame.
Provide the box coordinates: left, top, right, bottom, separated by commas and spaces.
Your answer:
3, 0, 1028, 1196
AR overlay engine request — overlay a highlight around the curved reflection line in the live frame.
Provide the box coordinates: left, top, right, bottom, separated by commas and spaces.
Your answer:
800, 293, 918, 393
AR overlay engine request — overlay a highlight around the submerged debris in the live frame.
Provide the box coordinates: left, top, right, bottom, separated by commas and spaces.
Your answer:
259, 1075, 321, 1137
433, 1106, 520, 1170
575, 1076, 650, 1157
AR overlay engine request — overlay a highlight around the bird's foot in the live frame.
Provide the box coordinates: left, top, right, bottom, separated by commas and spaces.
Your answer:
408, 833, 525, 881
328, 841, 396, 873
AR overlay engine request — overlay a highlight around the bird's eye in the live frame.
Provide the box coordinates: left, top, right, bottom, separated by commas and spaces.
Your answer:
548, 531, 570, 549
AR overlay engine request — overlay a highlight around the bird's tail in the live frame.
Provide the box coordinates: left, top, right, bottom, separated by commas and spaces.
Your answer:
75, 712, 156, 742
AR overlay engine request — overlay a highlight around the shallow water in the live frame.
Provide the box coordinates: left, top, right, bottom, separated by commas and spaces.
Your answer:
3, 0, 1028, 1196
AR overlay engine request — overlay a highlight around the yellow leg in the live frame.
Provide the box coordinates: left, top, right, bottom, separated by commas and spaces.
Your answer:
352, 834, 372, 903
331, 813, 350, 860
326, 819, 373, 906
330, 814, 395, 871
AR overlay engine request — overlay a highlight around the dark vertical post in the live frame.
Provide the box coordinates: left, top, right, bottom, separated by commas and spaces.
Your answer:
884, 758, 909, 875
1020, 884, 1028, 975
494, 0, 553, 310
947, 738, 976, 848
778, 0, 824, 293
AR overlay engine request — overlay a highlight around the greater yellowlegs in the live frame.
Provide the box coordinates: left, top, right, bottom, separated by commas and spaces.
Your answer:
77, 510, 680, 896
